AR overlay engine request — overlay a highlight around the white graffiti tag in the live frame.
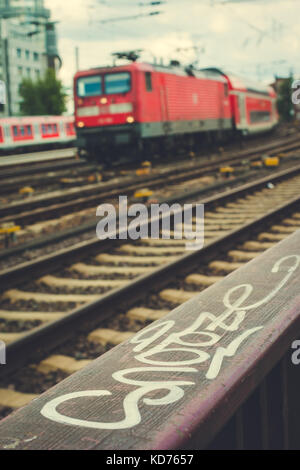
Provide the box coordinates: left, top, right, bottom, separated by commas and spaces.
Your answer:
41, 255, 300, 430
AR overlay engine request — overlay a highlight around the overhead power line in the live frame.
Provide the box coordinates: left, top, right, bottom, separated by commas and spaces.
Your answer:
99, 11, 162, 24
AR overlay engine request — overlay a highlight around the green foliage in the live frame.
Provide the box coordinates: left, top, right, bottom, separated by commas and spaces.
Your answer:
276, 77, 294, 122
19, 69, 67, 116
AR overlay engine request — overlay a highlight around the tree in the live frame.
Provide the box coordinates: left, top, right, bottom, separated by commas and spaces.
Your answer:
19, 69, 67, 116
276, 76, 294, 122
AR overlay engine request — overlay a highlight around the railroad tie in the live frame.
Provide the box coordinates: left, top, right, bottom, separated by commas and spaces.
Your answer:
282, 218, 300, 226
175, 223, 225, 236
185, 274, 223, 286
159, 289, 198, 304
200, 221, 241, 230
203, 225, 236, 232
225, 202, 268, 209
36, 355, 92, 375
0, 332, 26, 344
95, 253, 177, 265
209, 261, 244, 273
88, 328, 134, 346
117, 244, 185, 256
257, 232, 287, 242
2, 289, 100, 304
139, 238, 188, 246
160, 229, 215, 240
228, 250, 261, 262
0, 390, 38, 409
173, 225, 217, 237
25, 220, 59, 234
126, 307, 169, 322
271, 225, 299, 233
215, 207, 264, 214
37, 275, 129, 289
0, 311, 65, 322
70, 263, 152, 276
242, 241, 275, 251
204, 212, 254, 220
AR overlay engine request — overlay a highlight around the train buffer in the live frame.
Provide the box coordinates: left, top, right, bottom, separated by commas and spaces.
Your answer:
0, 230, 300, 449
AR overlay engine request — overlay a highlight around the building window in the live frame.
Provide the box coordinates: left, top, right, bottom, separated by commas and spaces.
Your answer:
18, 66, 23, 76
35, 69, 40, 79
16, 48, 21, 58
25, 50, 30, 60
26, 68, 31, 77
34, 52, 39, 62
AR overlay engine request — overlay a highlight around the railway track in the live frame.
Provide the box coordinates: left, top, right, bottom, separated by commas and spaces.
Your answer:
0, 147, 77, 170
0, 162, 102, 198
0, 166, 299, 419
1, 133, 300, 218
1, 137, 300, 259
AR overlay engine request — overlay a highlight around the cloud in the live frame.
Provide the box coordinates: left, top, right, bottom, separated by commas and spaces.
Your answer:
45, 0, 300, 94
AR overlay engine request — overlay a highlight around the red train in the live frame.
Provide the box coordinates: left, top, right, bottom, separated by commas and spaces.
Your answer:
74, 62, 278, 162
0, 115, 76, 154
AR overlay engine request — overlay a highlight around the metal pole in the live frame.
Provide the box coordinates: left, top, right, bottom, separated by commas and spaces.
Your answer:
75, 46, 79, 71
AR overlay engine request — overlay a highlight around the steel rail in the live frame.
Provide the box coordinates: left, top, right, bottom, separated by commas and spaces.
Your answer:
1, 161, 300, 263
1, 190, 299, 381
1, 136, 299, 222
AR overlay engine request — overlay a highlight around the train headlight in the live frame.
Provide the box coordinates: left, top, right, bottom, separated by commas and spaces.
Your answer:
126, 116, 135, 124
100, 97, 108, 104
77, 121, 85, 128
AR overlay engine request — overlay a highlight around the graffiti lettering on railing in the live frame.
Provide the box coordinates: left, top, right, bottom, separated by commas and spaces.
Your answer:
41, 255, 300, 430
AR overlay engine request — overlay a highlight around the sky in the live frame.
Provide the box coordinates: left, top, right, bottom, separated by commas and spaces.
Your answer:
44, 0, 300, 98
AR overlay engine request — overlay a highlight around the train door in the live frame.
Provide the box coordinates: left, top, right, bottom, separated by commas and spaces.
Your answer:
218, 84, 225, 133
238, 94, 247, 130
159, 74, 170, 134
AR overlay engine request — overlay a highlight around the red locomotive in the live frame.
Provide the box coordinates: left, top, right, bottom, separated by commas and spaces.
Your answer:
74, 60, 278, 162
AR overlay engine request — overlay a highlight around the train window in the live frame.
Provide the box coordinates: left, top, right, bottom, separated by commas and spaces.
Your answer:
26, 125, 32, 136
104, 73, 131, 95
145, 72, 152, 92
66, 122, 75, 135
20, 126, 25, 136
224, 83, 228, 97
41, 123, 59, 136
77, 76, 102, 97
13, 126, 18, 137
250, 110, 271, 123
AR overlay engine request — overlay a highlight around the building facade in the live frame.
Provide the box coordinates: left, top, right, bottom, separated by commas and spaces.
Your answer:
0, 0, 60, 116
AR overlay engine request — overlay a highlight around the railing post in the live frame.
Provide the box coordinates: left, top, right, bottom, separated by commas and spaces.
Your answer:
0, 341, 6, 365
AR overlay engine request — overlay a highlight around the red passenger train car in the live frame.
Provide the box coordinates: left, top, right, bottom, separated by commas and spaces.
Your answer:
74, 62, 278, 162
0, 115, 76, 154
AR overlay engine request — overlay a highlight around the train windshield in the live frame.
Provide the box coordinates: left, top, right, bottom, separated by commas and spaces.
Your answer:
77, 75, 102, 97
104, 73, 131, 94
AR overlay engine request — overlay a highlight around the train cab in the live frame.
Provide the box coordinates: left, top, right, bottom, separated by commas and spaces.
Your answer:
74, 65, 139, 157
